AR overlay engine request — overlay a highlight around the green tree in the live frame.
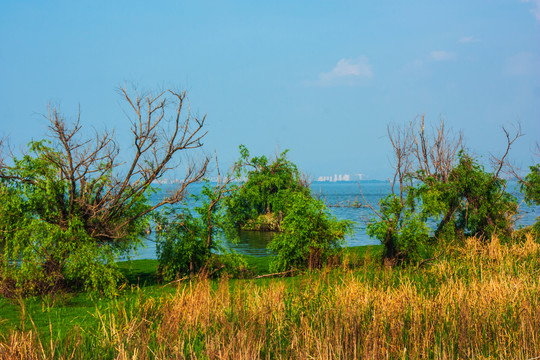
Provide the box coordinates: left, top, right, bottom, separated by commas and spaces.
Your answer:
0, 88, 209, 296
0, 141, 148, 295
520, 163, 540, 234
367, 118, 519, 263
226, 145, 310, 231
446, 153, 517, 238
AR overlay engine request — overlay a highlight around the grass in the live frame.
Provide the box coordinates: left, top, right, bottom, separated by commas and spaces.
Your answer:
1, 239, 539, 359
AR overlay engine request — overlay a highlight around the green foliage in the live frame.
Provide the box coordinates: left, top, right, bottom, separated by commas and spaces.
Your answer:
448, 154, 517, 238
0, 141, 149, 297
268, 192, 354, 272
226, 145, 310, 230
155, 181, 246, 281
368, 152, 518, 263
414, 153, 517, 241
225, 146, 354, 272
366, 192, 432, 262
521, 164, 540, 234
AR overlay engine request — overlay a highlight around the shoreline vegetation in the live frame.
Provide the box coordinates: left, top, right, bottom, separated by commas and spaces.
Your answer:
1, 89, 539, 358
1, 236, 540, 359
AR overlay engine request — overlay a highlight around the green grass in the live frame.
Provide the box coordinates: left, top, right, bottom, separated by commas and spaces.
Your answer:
117, 259, 159, 287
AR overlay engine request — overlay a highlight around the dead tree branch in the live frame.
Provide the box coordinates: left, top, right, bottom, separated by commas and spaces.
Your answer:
1, 87, 210, 244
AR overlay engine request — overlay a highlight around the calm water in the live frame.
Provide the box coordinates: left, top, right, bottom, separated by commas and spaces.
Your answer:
130, 181, 539, 259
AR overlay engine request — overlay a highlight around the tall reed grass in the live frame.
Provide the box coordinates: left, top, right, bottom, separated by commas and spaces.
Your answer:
1, 235, 539, 359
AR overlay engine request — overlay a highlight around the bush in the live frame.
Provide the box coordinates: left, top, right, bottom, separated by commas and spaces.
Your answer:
155, 181, 247, 281
366, 192, 432, 262
268, 191, 354, 272
520, 163, 540, 234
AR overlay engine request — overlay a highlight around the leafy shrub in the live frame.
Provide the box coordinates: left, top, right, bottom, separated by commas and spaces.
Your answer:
520, 163, 540, 234
366, 192, 432, 262
267, 189, 354, 272
155, 181, 246, 281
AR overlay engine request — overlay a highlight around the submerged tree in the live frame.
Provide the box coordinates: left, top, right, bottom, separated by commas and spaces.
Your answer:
0, 87, 209, 296
226, 146, 353, 272
225, 145, 310, 231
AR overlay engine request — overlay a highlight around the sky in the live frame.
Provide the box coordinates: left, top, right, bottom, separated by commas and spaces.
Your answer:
0, 1, 539, 180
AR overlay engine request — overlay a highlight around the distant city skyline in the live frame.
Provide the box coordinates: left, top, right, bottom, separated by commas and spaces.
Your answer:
316, 173, 365, 182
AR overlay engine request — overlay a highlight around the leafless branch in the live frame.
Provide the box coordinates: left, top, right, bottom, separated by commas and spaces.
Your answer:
490, 123, 523, 180
1, 86, 210, 244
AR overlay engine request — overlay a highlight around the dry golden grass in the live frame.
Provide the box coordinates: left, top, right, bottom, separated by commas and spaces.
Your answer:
1, 235, 540, 359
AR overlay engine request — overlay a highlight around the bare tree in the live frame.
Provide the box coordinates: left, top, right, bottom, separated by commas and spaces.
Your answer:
409, 116, 463, 183
409, 116, 464, 237
377, 117, 463, 258
366, 116, 523, 263
0, 86, 210, 245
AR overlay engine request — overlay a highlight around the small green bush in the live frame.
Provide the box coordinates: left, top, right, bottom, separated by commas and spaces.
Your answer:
268, 191, 354, 272
155, 181, 246, 281
521, 163, 540, 234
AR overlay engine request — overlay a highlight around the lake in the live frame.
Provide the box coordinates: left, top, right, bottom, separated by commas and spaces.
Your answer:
131, 180, 539, 259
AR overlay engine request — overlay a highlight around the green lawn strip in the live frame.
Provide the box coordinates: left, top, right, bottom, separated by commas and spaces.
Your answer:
244, 254, 272, 275
117, 259, 159, 287
0, 292, 103, 339
344, 244, 383, 259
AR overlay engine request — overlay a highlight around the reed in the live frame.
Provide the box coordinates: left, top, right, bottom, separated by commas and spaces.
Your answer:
1, 235, 539, 359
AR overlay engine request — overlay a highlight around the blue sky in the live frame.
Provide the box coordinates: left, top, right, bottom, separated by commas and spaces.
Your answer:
1, 1, 538, 180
